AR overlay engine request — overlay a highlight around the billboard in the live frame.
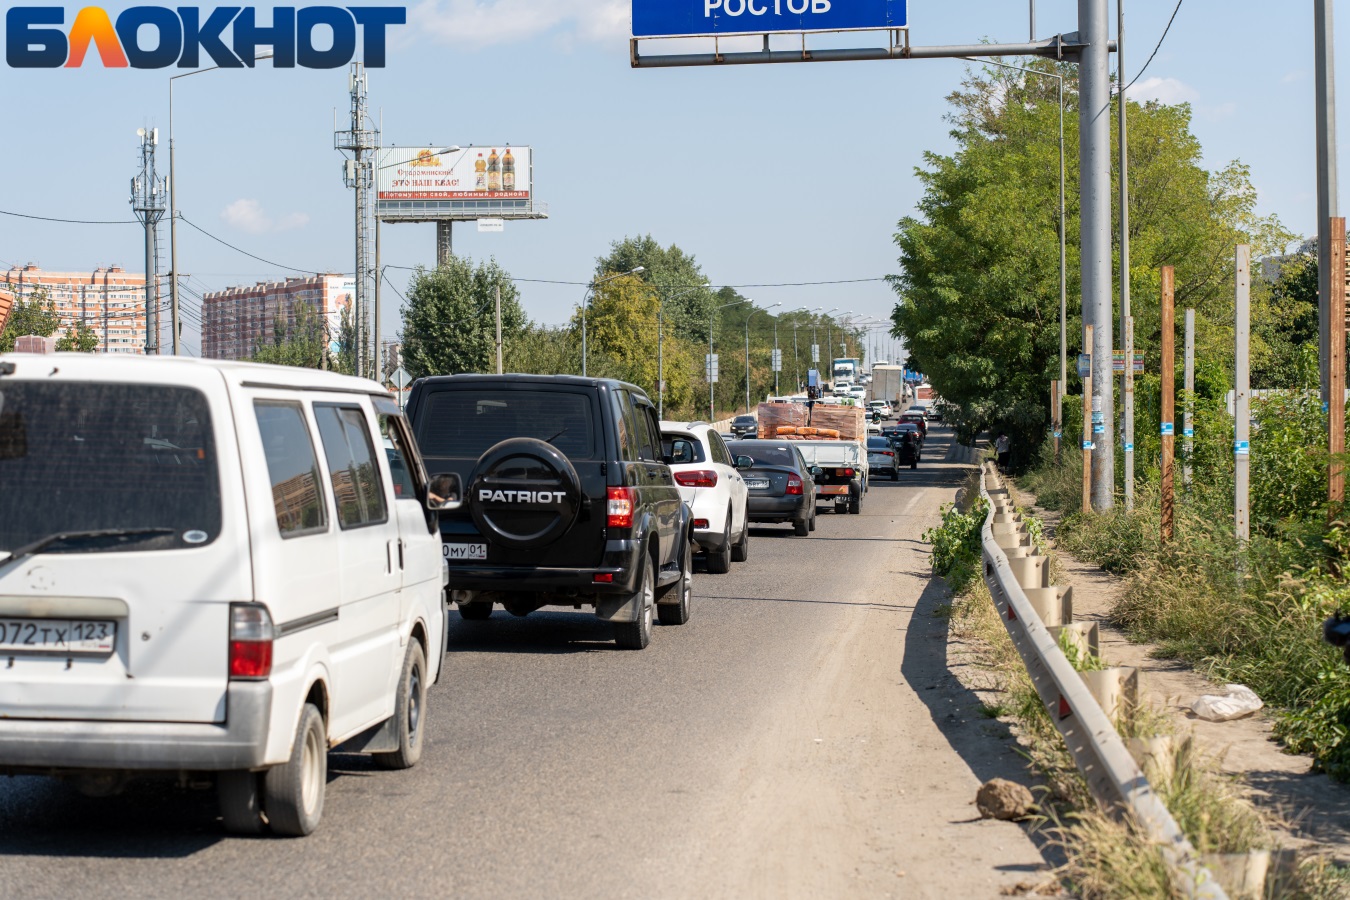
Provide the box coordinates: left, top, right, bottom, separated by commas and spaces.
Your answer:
376, 146, 539, 222
632, 0, 907, 37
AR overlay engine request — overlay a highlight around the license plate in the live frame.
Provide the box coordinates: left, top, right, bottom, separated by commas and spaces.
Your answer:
0, 619, 116, 655
442, 542, 488, 561
818, 484, 850, 495
745, 479, 770, 490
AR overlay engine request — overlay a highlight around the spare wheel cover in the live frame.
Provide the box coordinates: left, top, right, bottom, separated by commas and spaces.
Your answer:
468, 438, 583, 550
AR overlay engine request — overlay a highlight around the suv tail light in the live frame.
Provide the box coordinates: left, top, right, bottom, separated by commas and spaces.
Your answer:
786, 476, 803, 496
606, 486, 635, 529
674, 470, 718, 488
229, 603, 274, 680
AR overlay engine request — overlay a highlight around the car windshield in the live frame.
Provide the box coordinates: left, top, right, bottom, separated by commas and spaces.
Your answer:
726, 442, 797, 469
416, 389, 597, 459
0, 381, 222, 553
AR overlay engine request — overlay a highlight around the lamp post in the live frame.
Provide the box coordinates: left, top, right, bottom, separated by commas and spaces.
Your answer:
710, 296, 750, 420
812, 306, 837, 373
655, 280, 707, 419
581, 266, 644, 376
826, 309, 851, 375
791, 306, 819, 392
744, 302, 781, 410
169, 52, 272, 357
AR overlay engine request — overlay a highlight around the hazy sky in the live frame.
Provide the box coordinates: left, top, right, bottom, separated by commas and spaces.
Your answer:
1, 1, 1343, 355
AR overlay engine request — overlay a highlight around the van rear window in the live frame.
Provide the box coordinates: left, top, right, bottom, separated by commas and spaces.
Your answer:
0, 382, 221, 553
416, 390, 597, 460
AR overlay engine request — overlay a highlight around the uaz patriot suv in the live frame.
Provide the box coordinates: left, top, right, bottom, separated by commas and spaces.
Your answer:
404, 375, 694, 650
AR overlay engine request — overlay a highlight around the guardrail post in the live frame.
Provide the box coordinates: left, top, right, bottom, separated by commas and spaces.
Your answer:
1024, 585, 1073, 626
1006, 555, 1049, 590
1051, 621, 1100, 660
1080, 667, 1141, 723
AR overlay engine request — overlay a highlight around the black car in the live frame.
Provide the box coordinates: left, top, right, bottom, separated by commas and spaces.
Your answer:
866, 435, 900, 480
890, 430, 921, 469
729, 414, 758, 438
891, 422, 924, 455
725, 439, 818, 536
404, 375, 694, 650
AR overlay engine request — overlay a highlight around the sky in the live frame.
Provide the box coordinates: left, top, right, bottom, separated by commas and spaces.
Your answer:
0, 0, 1345, 357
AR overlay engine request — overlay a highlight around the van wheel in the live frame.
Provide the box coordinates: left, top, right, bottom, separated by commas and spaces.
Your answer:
217, 771, 265, 835
657, 539, 692, 626
458, 602, 492, 620
374, 640, 428, 771
730, 512, 750, 563
614, 556, 654, 650
264, 703, 326, 837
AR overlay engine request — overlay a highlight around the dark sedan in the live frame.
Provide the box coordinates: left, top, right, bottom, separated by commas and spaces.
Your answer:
891, 422, 924, 453
898, 411, 928, 441
726, 440, 818, 536
729, 415, 758, 438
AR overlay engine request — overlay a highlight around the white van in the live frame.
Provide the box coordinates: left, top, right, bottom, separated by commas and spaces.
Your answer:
0, 355, 453, 836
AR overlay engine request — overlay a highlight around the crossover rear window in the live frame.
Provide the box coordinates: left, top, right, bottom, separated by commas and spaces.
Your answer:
417, 390, 597, 460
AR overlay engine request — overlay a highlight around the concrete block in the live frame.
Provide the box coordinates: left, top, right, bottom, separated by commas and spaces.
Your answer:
1050, 622, 1099, 660
1006, 554, 1047, 590
1023, 585, 1073, 626
1079, 667, 1140, 723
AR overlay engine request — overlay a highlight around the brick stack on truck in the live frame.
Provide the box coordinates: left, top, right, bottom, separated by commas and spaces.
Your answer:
754, 401, 868, 514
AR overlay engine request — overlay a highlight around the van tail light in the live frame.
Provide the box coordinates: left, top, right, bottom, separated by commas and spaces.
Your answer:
606, 486, 635, 529
229, 603, 274, 680
786, 476, 804, 496
674, 470, 719, 489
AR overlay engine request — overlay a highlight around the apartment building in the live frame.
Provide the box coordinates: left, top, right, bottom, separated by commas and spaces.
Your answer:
1, 264, 151, 353
200, 274, 355, 361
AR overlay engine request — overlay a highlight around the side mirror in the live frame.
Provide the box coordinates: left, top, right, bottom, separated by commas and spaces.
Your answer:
426, 472, 464, 512
735, 455, 754, 470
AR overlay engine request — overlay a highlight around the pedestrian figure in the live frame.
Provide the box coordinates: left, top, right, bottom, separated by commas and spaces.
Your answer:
995, 433, 1011, 472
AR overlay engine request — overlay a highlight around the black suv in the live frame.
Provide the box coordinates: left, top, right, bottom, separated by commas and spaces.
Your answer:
405, 375, 693, 650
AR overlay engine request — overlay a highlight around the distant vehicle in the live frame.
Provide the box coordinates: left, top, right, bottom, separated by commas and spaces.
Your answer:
661, 421, 751, 574
795, 440, 866, 515
872, 364, 905, 411
867, 435, 900, 481
868, 400, 893, 419
730, 414, 758, 437
891, 429, 921, 469
892, 421, 924, 451
899, 411, 928, 441
726, 440, 819, 536
832, 357, 860, 383
925, 405, 943, 422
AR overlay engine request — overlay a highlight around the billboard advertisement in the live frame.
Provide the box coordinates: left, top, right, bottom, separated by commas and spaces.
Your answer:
632, 0, 906, 37
376, 146, 535, 221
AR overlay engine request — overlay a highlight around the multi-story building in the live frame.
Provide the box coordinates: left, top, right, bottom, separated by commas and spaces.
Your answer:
201, 274, 355, 361
1, 264, 151, 353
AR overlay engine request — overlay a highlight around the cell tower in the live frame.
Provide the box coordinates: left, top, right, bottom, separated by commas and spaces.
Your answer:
335, 61, 379, 378
130, 127, 166, 355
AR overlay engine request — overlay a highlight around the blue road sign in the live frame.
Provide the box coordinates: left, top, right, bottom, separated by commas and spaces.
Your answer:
632, 0, 907, 37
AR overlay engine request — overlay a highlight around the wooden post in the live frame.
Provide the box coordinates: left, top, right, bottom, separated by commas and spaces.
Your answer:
1331, 218, 1346, 508
1083, 324, 1094, 515
1235, 246, 1251, 545
1052, 380, 1061, 466
1184, 309, 1195, 489
1160, 267, 1175, 543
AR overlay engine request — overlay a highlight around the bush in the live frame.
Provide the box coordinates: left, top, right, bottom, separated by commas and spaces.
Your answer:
923, 498, 988, 593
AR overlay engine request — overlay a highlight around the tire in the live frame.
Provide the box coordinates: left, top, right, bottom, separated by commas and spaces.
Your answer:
657, 538, 692, 626
793, 517, 809, 536
730, 511, 750, 563
373, 640, 428, 771
892, 470, 900, 482
264, 703, 327, 837
808, 510, 817, 532
848, 488, 861, 515
614, 555, 654, 649
458, 601, 492, 620
911, 461, 918, 470
217, 771, 265, 835
706, 513, 732, 574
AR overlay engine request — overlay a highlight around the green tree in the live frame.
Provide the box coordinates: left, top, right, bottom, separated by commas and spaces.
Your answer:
1252, 241, 1319, 388
251, 300, 333, 371
596, 235, 716, 345
400, 257, 527, 379
0, 290, 61, 352
56, 321, 100, 353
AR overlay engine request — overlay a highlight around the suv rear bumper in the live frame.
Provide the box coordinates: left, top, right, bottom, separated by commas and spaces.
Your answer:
445, 538, 644, 595
0, 682, 272, 774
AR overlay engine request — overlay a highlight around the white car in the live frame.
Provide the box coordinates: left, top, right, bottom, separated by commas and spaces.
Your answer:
0, 354, 449, 837
868, 400, 892, 419
660, 421, 751, 573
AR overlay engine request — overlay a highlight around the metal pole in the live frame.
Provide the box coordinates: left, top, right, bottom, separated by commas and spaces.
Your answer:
1118, 0, 1133, 509
1083, 323, 1094, 514
709, 307, 716, 420
374, 216, 382, 380
1235, 246, 1251, 545
495, 284, 503, 375
773, 318, 779, 395
1161, 271, 1175, 542
581, 284, 590, 377
1316, 0, 1339, 403
1052, 379, 1061, 465
1184, 308, 1195, 489
745, 317, 751, 412
1059, 74, 1068, 403
169, 82, 179, 358
1081, 0, 1115, 510
793, 322, 800, 392
1030, 0, 1036, 39
1330, 218, 1346, 506
658, 298, 664, 418
144, 212, 156, 356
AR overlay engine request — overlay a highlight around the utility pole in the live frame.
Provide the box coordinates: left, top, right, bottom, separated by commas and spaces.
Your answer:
1184, 309, 1195, 489
336, 62, 379, 378
495, 284, 504, 375
130, 127, 166, 355
1235, 246, 1251, 545
1118, 0, 1133, 510
1316, 0, 1340, 404
1082, 324, 1094, 515
1160, 270, 1175, 542
1330, 218, 1345, 507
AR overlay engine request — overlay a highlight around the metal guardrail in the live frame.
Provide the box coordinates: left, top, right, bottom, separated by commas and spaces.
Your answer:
977, 462, 1227, 899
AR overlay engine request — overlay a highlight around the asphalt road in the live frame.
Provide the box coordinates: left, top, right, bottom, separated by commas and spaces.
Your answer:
0, 425, 1049, 899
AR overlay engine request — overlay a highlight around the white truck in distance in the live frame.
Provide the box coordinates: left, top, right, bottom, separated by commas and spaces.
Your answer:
871, 365, 906, 410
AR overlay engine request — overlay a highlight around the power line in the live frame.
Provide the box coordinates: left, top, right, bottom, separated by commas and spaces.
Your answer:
178, 215, 340, 275
0, 208, 138, 226
1121, 0, 1184, 96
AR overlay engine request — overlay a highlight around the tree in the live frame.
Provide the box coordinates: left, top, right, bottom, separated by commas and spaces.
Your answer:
400, 257, 527, 379
0, 290, 61, 352
251, 300, 332, 371
55, 321, 100, 353
1252, 240, 1319, 388
596, 235, 716, 345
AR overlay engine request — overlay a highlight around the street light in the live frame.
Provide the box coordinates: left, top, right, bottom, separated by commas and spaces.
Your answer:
790, 306, 820, 392
709, 296, 750, 420
813, 307, 837, 372
169, 52, 273, 357
744, 302, 781, 410
655, 280, 707, 419
581, 266, 644, 376
825, 309, 851, 377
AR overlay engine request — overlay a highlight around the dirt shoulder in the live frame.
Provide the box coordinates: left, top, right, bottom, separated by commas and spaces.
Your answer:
1007, 481, 1350, 864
